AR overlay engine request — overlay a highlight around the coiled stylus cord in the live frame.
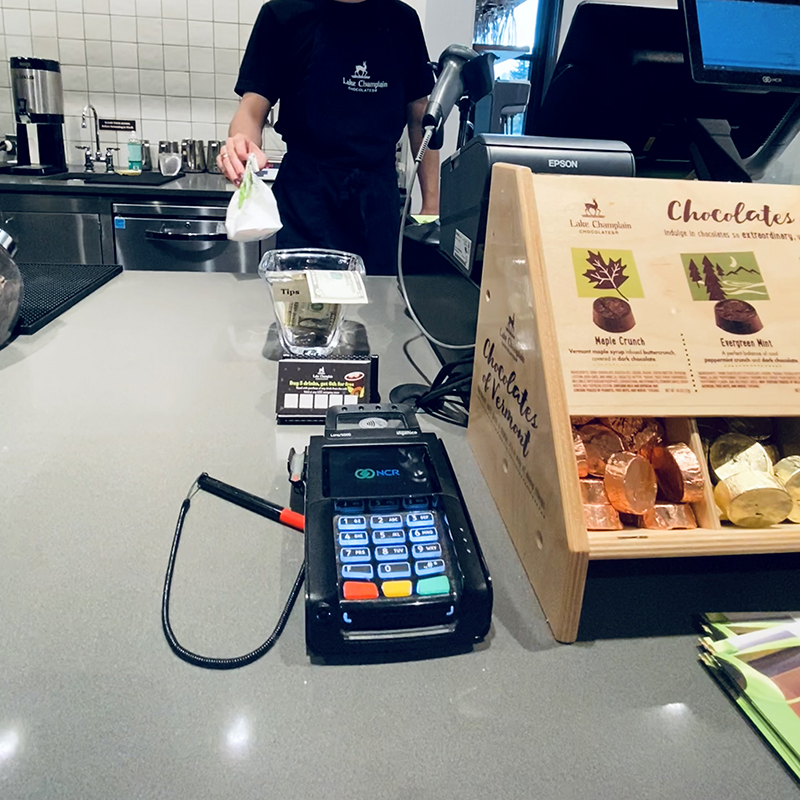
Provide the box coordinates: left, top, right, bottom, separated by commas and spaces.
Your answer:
161, 474, 305, 670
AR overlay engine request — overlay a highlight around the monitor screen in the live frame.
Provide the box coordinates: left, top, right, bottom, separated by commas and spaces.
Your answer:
685, 0, 800, 90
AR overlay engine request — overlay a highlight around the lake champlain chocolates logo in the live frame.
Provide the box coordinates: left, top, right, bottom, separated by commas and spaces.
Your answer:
343, 61, 388, 94
570, 198, 632, 235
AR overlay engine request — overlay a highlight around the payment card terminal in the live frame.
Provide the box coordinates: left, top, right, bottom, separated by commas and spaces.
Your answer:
303, 404, 492, 659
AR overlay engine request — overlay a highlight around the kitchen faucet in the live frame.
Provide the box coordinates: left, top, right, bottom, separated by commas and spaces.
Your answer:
80, 104, 103, 168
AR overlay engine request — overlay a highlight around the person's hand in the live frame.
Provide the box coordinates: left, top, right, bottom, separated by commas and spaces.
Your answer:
217, 134, 269, 184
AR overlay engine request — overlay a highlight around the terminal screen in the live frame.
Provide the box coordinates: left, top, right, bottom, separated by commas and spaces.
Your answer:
696, 0, 800, 76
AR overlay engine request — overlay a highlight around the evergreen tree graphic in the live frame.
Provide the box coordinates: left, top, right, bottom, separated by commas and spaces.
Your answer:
702, 255, 727, 300
716, 264, 724, 277
688, 259, 702, 285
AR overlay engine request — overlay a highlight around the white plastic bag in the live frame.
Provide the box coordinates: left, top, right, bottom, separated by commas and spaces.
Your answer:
225, 153, 282, 242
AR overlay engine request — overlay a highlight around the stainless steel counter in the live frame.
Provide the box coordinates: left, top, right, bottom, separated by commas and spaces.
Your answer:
0, 169, 237, 200
0, 273, 797, 799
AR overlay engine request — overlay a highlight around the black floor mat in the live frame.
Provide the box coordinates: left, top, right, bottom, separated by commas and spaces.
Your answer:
17, 262, 122, 335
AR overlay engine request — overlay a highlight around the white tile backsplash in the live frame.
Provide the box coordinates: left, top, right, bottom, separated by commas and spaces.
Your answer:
57, 10, 85, 38
5, 9, 32, 36
59, 37, 86, 65
31, 9, 58, 36
0, 0, 260, 159
188, 20, 212, 47
163, 44, 188, 71
137, 16, 162, 44
84, 13, 111, 40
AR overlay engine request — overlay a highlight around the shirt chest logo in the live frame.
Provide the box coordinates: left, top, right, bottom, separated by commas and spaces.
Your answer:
343, 60, 389, 93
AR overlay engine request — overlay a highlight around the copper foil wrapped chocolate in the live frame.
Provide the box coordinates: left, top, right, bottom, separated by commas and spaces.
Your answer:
709, 433, 773, 482
580, 478, 608, 504
604, 451, 657, 514
578, 423, 624, 477
651, 443, 705, 504
573, 428, 588, 478
599, 417, 645, 449
713, 472, 793, 527
571, 416, 596, 427
632, 419, 665, 459
639, 503, 698, 530
583, 503, 623, 531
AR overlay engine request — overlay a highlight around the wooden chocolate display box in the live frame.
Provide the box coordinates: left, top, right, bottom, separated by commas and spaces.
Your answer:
467, 165, 800, 642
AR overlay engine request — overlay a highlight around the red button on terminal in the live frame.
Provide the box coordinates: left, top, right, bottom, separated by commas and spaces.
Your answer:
343, 581, 379, 600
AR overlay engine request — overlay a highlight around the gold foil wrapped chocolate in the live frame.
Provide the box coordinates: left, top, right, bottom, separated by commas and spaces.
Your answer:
713, 472, 793, 527
774, 456, 800, 523
578, 423, 624, 477
583, 503, 623, 531
651, 443, 705, 504
639, 503, 698, 530
603, 451, 657, 515
580, 478, 608, 504
709, 433, 773, 482
573, 428, 588, 478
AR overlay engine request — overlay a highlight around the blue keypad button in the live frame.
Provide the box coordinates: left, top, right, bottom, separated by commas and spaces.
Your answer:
338, 530, 369, 547
369, 514, 404, 530
372, 529, 406, 545
369, 498, 400, 512
335, 499, 365, 513
337, 516, 367, 531
408, 527, 439, 544
342, 564, 374, 580
415, 559, 446, 576
377, 562, 412, 579
402, 497, 430, 510
412, 543, 442, 559
405, 512, 435, 528
340, 547, 371, 564
375, 546, 409, 562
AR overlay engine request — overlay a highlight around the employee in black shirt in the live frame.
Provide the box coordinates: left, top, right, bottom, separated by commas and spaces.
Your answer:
218, 0, 439, 275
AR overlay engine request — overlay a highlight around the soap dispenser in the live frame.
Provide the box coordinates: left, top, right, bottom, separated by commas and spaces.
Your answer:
127, 134, 143, 171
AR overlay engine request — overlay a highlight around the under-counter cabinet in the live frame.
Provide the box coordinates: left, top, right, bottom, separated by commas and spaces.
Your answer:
0, 194, 108, 264
112, 202, 268, 272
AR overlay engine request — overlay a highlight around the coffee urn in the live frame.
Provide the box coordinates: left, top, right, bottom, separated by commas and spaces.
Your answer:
9, 57, 67, 175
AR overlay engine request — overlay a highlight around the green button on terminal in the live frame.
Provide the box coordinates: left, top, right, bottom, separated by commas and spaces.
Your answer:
416, 576, 451, 596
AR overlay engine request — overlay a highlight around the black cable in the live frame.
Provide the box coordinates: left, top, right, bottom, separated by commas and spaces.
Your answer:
161, 480, 305, 670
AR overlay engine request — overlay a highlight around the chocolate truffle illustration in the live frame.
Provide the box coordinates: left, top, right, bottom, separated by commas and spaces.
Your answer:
592, 296, 635, 333
714, 299, 763, 335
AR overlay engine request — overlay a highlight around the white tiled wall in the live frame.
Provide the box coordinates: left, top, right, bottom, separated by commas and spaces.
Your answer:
0, 0, 264, 164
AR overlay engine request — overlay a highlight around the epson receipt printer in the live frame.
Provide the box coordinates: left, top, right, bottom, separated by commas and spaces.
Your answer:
439, 134, 635, 283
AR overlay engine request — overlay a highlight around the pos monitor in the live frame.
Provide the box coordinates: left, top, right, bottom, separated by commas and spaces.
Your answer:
528, 0, 800, 182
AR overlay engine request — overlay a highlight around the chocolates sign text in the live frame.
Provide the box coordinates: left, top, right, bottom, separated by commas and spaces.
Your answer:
480, 339, 538, 459
667, 199, 794, 227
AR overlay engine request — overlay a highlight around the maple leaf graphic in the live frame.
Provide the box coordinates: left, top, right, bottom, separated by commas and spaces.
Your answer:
583, 251, 629, 301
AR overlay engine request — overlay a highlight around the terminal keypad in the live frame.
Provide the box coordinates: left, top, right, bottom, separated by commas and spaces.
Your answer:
334, 497, 455, 602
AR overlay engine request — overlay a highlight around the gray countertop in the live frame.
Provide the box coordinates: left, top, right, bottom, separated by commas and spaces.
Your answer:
0, 169, 237, 199
0, 273, 798, 799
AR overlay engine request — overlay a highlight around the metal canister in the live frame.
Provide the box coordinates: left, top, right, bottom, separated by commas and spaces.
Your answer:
206, 140, 222, 173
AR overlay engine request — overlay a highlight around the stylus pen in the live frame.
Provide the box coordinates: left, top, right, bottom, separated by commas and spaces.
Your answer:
197, 473, 305, 531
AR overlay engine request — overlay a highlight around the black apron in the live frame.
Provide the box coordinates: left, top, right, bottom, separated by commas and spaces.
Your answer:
273, 0, 405, 276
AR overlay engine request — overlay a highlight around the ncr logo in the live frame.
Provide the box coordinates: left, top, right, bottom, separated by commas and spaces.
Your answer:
354, 468, 400, 479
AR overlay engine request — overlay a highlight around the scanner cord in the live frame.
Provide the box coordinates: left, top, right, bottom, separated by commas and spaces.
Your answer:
396, 126, 475, 351
161, 488, 305, 670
